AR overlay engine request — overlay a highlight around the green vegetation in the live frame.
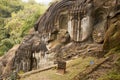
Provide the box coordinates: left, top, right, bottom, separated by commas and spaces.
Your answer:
103, 15, 120, 55
0, 0, 48, 56
98, 53, 120, 80
102, 14, 120, 80
98, 72, 120, 80
20, 57, 96, 80
98, 62, 120, 80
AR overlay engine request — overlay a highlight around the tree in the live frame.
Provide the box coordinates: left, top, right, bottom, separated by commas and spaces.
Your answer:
28, 0, 36, 5
0, 0, 48, 56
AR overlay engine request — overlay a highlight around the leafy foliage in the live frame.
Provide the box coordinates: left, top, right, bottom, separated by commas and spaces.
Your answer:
0, 0, 48, 56
0, 0, 23, 17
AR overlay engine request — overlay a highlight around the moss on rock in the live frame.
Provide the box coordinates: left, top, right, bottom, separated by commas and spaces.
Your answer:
103, 14, 120, 55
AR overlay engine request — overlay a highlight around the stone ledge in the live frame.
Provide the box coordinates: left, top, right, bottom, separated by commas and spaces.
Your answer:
19, 65, 57, 78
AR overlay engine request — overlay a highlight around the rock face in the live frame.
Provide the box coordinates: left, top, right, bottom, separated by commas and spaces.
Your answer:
103, 14, 120, 53
0, 0, 120, 78
13, 32, 49, 72
34, 0, 119, 46
0, 45, 19, 76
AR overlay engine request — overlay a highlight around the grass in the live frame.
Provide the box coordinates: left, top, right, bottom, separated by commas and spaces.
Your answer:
20, 57, 96, 80
98, 70, 120, 80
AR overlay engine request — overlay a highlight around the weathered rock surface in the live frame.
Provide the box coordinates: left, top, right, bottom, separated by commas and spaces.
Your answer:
13, 32, 49, 72
0, 0, 120, 79
103, 14, 120, 54
0, 45, 19, 77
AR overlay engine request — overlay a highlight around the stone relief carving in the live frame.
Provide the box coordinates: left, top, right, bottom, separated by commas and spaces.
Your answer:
0, 0, 119, 75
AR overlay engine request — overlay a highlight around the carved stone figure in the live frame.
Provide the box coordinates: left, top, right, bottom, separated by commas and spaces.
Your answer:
0, 0, 120, 76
